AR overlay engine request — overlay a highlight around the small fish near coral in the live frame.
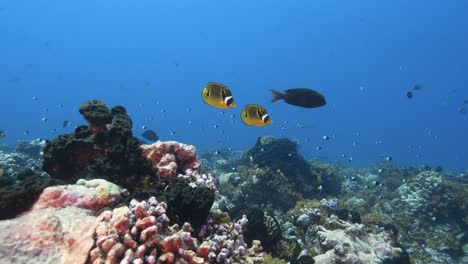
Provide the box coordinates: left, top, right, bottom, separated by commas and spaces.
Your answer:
201, 82, 236, 109
240, 104, 272, 126
271, 88, 326, 108
142, 129, 159, 142
0, 130, 5, 139
62, 120, 70, 128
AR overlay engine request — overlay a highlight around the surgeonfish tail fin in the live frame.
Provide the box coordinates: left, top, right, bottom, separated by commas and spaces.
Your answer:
271, 89, 284, 102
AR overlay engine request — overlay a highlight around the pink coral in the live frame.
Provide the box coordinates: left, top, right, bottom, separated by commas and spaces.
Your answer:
34, 178, 124, 212
89, 197, 264, 264
0, 179, 125, 264
141, 141, 201, 177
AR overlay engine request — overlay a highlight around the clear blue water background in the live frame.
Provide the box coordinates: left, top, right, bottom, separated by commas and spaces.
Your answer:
0, 0, 467, 171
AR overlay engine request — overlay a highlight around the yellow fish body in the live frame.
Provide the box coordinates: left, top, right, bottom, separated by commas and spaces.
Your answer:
201, 82, 236, 109
240, 104, 272, 126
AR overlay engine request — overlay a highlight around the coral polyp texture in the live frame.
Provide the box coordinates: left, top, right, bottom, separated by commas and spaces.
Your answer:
312, 215, 401, 263
141, 140, 201, 177
90, 197, 264, 264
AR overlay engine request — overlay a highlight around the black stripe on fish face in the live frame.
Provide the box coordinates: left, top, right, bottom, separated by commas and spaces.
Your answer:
262, 114, 270, 123
225, 96, 234, 106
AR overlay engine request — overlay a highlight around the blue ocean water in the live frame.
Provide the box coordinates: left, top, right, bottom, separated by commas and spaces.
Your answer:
0, 0, 467, 171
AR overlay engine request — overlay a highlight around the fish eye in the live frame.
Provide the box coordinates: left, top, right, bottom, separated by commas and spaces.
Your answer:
262, 114, 270, 123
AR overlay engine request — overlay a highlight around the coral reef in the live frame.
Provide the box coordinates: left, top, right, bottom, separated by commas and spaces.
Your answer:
15, 138, 45, 159
396, 170, 443, 218
42, 100, 153, 189
0, 139, 47, 187
131, 176, 215, 230
338, 167, 467, 263
229, 206, 282, 252
79, 99, 113, 134
312, 215, 404, 263
34, 178, 124, 211
141, 140, 201, 177
0, 179, 125, 263
224, 165, 301, 211
2, 98, 467, 264
89, 197, 264, 264
0, 176, 65, 220
309, 161, 342, 196
244, 136, 320, 193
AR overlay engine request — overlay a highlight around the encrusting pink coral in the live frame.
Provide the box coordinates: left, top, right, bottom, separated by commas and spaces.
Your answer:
141, 141, 201, 177
0, 179, 125, 264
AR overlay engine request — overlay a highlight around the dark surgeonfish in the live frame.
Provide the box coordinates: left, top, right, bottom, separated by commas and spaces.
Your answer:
413, 84, 422, 91
271, 88, 326, 108
406, 91, 413, 99
142, 129, 159, 142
